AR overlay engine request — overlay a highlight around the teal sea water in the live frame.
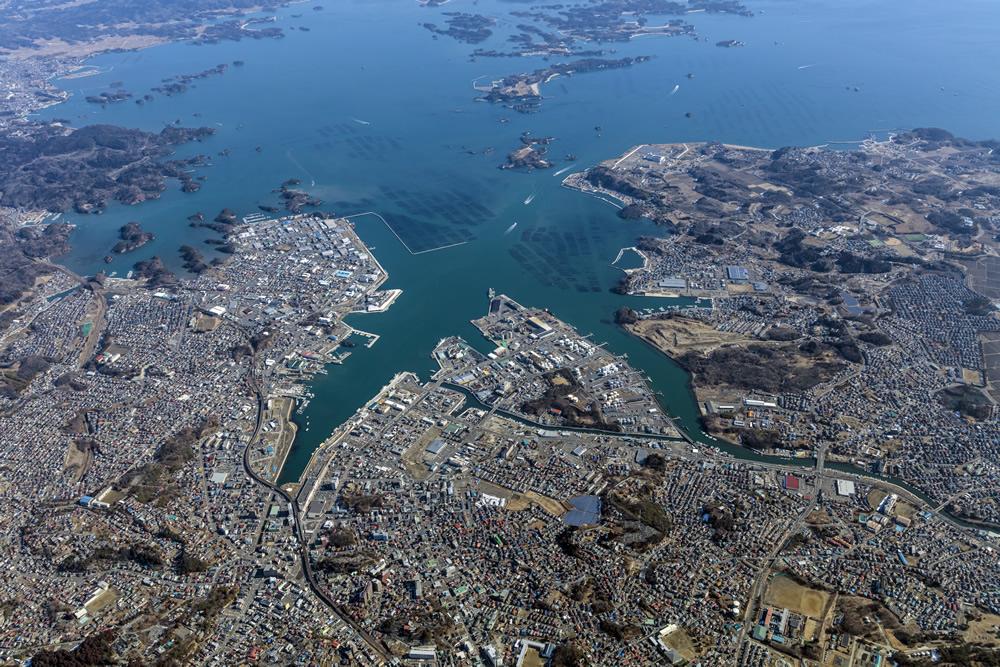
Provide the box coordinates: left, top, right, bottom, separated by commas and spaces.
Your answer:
36, 0, 1000, 486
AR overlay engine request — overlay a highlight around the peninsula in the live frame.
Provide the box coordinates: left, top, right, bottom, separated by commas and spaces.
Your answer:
567, 130, 1000, 531
0, 122, 216, 217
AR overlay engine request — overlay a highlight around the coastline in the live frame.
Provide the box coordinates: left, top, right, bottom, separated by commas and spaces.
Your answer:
290, 371, 416, 493
0, 0, 313, 61
272, 396, 298, 487
561, 174, 627, 209
0, 0, 316, 126
0, 0, 999, 660
268, 216, 400, 487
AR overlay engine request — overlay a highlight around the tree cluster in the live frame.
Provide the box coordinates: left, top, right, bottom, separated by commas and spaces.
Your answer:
0, 123, 214, 213
31, 631, 116, 666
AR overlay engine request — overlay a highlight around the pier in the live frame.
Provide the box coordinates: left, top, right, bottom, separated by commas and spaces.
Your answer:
610, 245, 650, 272
344, 323, 380, 348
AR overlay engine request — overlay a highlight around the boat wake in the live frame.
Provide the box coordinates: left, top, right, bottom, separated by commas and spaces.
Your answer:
286, 149, 317, 187
553, 165, 573, 176
504, 222, 517, 236
798, 64, 819, 69
524, 193, 535, 205
351, 118, 370, 125
669, 84, 680, 96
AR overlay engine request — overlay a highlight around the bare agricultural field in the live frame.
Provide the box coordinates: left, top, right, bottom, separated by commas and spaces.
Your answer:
961, 257, 1000, 300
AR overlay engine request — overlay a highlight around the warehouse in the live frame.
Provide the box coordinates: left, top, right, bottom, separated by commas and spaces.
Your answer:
835, 479, 856, 496
726, 265, 749, 281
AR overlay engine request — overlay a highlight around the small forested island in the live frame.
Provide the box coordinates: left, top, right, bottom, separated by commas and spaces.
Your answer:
204, 238, 237, 253
273, 180, 322, 213
422, 13, 496, 44
188, 17, 284, 46
501, 134, 556, 171
190, 208, 239, 235
85, 89, 133, 105
215, 208, 238, 225
151, 63, 229, 97
180, 176, 201, 193
476, 57, 650, 104
111, 222, 154, 254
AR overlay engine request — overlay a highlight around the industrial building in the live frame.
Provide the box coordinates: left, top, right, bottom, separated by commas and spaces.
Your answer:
835, 479, 856, 496
727, 265, 749, 281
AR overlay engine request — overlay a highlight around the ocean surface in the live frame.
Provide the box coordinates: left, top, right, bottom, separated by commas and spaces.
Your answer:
35, 0, 1000, 485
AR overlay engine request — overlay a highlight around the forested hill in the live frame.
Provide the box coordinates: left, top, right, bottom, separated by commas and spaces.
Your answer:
0, 0, 292, 54
0, 123, 215, 213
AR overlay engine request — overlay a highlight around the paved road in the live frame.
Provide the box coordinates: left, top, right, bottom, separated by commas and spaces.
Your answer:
240, 346, 392, 663
734, 473, 820, 661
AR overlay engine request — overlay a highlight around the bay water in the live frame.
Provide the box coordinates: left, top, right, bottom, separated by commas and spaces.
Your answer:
34, 0, 1000, 484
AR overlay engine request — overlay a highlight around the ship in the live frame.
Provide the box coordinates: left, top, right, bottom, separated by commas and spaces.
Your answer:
488, 287, 496, 299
